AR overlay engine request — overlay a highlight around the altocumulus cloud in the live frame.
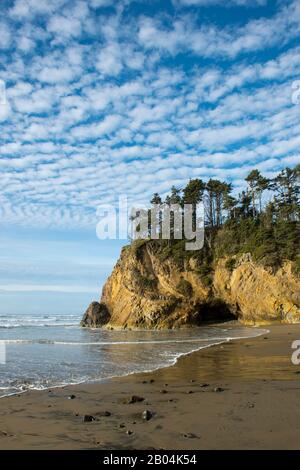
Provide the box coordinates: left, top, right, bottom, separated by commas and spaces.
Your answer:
0, 0, 299, 229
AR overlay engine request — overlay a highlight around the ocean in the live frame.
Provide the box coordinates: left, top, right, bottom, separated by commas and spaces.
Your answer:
0, 312, 267, 398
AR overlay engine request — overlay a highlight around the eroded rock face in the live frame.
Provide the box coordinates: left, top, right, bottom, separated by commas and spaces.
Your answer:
81, 243, 232, 329
213, 257, 300, 325
80, 301, 110, 327
81, 243, 300, 329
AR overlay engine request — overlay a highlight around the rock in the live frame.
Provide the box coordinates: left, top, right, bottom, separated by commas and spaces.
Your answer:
68, 394, 76, 400
127, 395, 145, 404
80, 244, 300, 329
119, 423, 125, 428
186, 390, 194, 394
82, 415, 95, 422
80, 301, 110, 328
160, 389, 168, 394
200, 383, 209, 388
183, 433, 198, 439
214, 387, 225, 393
142, 410, 153, 421
126, 430, 133, 435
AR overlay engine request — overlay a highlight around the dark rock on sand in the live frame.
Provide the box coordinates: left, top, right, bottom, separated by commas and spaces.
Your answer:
142, 410, 153, 421
80, 301, 110, 328
183, 433, 198, 439
214, 387, 225, 392
82, 415, 96, 422
127, 395, 145, 404
68, 394, 76, 400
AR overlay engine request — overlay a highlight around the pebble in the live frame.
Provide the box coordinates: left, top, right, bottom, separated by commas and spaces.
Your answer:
142, 409, 153, 421
82, 414, 96, 422
183, 432, 198, 439
127, 395, 145, 404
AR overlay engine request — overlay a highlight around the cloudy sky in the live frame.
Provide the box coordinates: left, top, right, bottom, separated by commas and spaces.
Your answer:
0, 0, 300, 314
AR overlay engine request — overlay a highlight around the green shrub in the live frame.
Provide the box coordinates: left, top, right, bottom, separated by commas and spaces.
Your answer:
225, 258, 236, 272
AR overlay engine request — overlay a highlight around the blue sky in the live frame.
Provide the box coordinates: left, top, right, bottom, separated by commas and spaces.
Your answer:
0, 0, 300, 314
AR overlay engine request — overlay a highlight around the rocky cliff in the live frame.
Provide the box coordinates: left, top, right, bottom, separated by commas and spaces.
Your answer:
81, 241, 300, 329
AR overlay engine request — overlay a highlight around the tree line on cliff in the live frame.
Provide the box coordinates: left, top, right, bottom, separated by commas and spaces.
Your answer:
143, 164, 300, 277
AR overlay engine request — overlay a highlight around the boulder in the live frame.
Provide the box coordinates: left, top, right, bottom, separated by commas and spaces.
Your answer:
80, 301, 110, 328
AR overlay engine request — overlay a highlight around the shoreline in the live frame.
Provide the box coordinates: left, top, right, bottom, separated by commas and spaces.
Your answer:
0, 323, 299, 449
0, 322, 267, 400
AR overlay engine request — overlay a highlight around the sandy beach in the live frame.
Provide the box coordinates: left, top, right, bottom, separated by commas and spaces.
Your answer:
0, 323, 299, 450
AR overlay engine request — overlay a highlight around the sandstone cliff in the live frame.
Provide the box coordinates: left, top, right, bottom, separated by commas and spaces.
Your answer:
81, 242, 300, 329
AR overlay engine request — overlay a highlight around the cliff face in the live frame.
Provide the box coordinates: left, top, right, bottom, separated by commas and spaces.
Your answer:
213, 254, 300, 325
81, 242, 300, 329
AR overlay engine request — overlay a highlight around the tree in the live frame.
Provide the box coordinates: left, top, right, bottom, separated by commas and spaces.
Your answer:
223, 193, 238, 219
238, 190, 252, 217
150, 193, 162, 238
271, 167, 299, 221
205, 179, 231, 227
182, 179, 205, 205
182, 179, 205, 231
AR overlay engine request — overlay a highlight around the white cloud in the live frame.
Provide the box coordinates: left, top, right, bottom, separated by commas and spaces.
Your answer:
47, 14, 82, 39
0, 22, 12, 49
71, 114, 122, 139
95, 43, 123, 76
37, 66, 76, 83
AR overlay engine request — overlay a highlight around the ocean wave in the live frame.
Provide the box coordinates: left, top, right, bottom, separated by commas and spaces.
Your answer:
0, 322, 78, 328
0, 329, 268, 346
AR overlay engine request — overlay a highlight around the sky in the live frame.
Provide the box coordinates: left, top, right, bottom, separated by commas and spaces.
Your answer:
0, 0, 300, 314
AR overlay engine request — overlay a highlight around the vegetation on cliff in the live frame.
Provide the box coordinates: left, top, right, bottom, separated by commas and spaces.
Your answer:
146, 165, 300, 275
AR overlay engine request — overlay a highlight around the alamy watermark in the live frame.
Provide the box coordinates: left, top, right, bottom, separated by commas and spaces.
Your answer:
95, 195, 205, 251
291, 340, 300, 365
291, 80, 300, 105
0, 343, 6, 365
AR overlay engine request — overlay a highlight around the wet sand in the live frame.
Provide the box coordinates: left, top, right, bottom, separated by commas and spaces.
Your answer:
0, 324, 299, 450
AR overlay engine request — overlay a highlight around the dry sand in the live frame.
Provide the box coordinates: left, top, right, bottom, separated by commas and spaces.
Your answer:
0, 323, 299, 450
